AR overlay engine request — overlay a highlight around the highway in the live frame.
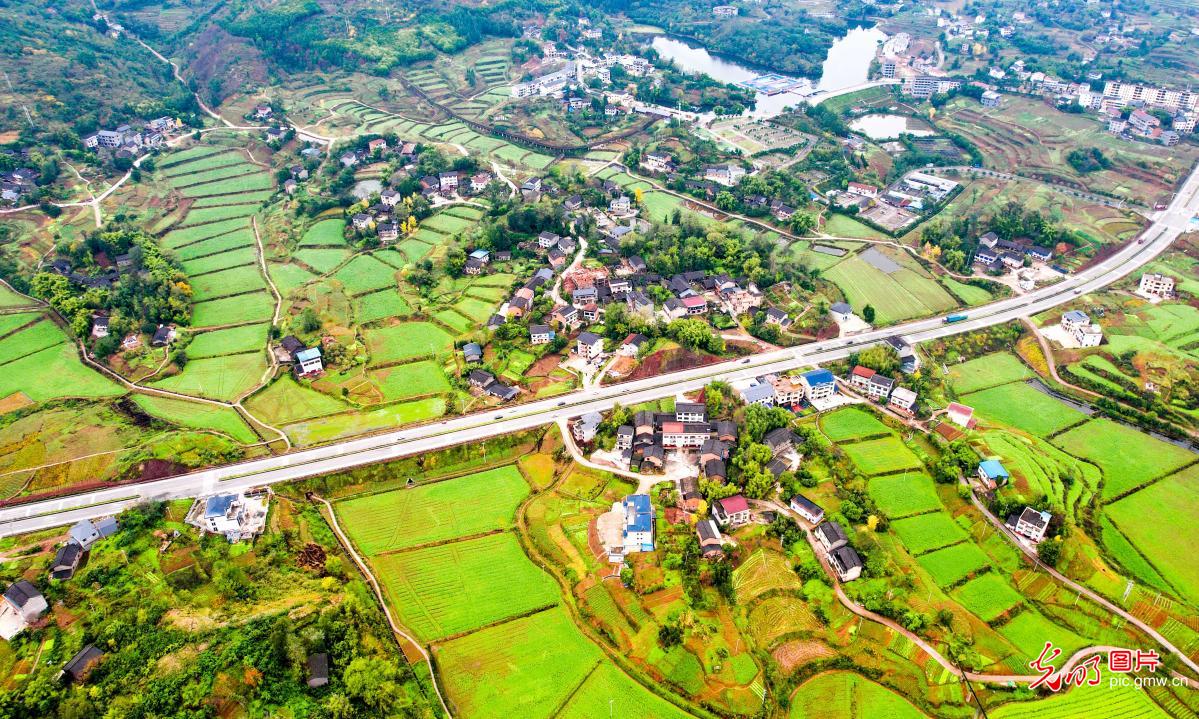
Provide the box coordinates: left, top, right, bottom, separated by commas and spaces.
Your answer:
1, 164, 1197, 537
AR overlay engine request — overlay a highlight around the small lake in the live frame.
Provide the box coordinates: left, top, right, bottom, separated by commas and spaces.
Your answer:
848, 113, 934, 140
650, 25, 886, 118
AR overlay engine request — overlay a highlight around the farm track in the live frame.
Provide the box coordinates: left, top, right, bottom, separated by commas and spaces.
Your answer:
769, 499, 1199, 687
313, 494, 455, 718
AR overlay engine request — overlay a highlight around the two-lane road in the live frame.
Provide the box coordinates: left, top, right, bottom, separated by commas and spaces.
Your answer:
2, 164, 1197, 537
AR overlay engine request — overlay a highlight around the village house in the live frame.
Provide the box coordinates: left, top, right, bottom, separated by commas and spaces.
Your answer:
462, 342, 483, 363
977, 459, 1010, 489
712, 494, 751, 527
764, 307, 791, 328
1009, 507, 1052, 542
889, 387, 918, 413
946, 402, 975, 428
1060, 310, 1102, 347
529, 324, 555, 345
0, 580, 47, 640
846, 182, 879, 198
660, 421, 711, 449
814, 521, 848, 551
1138, 273, 1175, 299
189, 492, 269, 542
50, 542, 83, 581
573, 412, 603, 443
712, 4, 738, 17
789, 494, 824, 524
769, 374, 805, 407
616, 425, 634, 451
704, 164, 746, 187
830, 545, 863, 582
620, 494, 656, 555
59, 644, 104, 684
800, 369, 837, 403
577, 331, 604, 360
696, 520, 725, 558
829, 302, 853, 325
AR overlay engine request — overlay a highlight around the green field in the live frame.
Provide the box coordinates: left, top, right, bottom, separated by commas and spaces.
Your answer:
435, 608, 601, 719
947, 353, 1033, 394
822, 251, 956, 325
164, 218, 249, 248
180, 246, 257, 276
332, 254, 397, 295
186, 323, 268, 358
0, 320, 67, 365
174, 204, 256, 227
178, 172, 274, 198
820, 407, 891, 442
556, 662, 695, 719
0, 344, 123, 403
841, 437, 923, 475
364, 322, 454, 364
915, 543, 991, 587
373, 532, 559, 640
789, 671, 926, 718
268, 263, 318, 296
961, 382, 1086, 437
1106, 464, 1199, 603
1051, 418, 1195, 499
294, 248, 351, 274
283, 397, 446, 444
989, 677, 1170, 719
368, 360, 449, 402
422, 213, 475, 235
950, 573, 1023, 621
336, 466, 530, 554
189, 265, 266, 302
174, 230, 255, 260
299, 219, 347, 246
940, 277, 993, 305
190, 293, 274, 326
890, 513, 968, 556
354, 290, 410, 324
150, 352, 268, 401
997, 609, 1089, 660
131, 394, 258, 444
244, 376, 348, 425
868, 473, 942, 519
190, 190, 273, 208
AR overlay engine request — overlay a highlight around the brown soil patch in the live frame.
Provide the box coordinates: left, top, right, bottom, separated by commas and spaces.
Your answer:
0, 393, 32, 415
772, 640, 835, 672
623, 347, 724, 382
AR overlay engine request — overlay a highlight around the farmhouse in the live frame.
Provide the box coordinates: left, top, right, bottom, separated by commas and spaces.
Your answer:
769, 374, 806, 407
696, 520, 725, 559
529, 324, 554, 344
620, 494, 656, 554
307, 654, 330, 688
846, 182, 878, 198
189, 492, 268, 543
675, 402, 706, 423
50, 542, 84, 581
829, 302, 853, 324
829, 546, 863, 582
800, 369, 837, 403
1138, 273, 1175, 299
789, 494, 824, 524
1060, 310, 1103, 347
1009, 507, 1052, 542
977, 459, 1010, 489
462, 342, 483, 363
814, 521, 848, 551
740, 381, 776, 406
889, 387, 918, 413
712, 494, 751, 527
946, 402, 975, 428
577, 331, 604, 360
59, 644, 104, 684
573, 412, 603, 443
0, 580, 47, 640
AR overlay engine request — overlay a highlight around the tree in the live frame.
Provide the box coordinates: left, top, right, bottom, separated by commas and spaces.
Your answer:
296, 307, 321, 333
344, 657, 409, 714
1037, 537, 1062, 567
862, 304, 876, 323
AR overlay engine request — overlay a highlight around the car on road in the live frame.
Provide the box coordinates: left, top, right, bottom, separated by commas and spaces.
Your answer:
1073, 288, 1083, 294
557, 401, 566, 406
494, 414, 504, 419
742, 358, 751, 364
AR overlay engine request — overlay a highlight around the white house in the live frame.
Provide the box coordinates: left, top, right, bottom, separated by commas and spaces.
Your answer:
789, 494, 824, 524
814, 521, 848, 551
577, 331, 604, 360
829, 302, 853, 325
295, 347, 324, 375
889, 387, 918, 412
712, 495, 751, 527
1011, 506, 1051, 542
191, 493, 269, 542
713, 5, 739, 17
0, 581, 48, 640
1061, 310, 1102, 347
1138, 273, 1175, 298
829, 546, 863, 582
621, 494, 655, 553
946, 402, 974, 428
800, 369, 837, 402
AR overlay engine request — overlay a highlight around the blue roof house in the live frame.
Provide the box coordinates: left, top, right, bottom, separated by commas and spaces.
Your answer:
800, 368, 837, 402
622, 494, 655, 553
977, 459, 1010, 488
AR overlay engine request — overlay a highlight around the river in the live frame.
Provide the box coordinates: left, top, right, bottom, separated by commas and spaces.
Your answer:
649, 25, 887, 118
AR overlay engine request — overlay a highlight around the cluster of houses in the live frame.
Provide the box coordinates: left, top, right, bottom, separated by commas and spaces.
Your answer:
0, 166, 38, 205
338, 138, 419, 170
83, 116, 183, 158
832, 171, 960, 231
467, 367, 520, 402
972, 231, 1054, 274
186, 491, 269, 543
847, 366, 919, 414
1, 515, 119, 642
511, 46, 656, 99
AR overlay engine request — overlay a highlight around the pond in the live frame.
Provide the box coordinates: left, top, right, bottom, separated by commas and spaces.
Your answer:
649, 25, 887, 118
848, 114, 934, 140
